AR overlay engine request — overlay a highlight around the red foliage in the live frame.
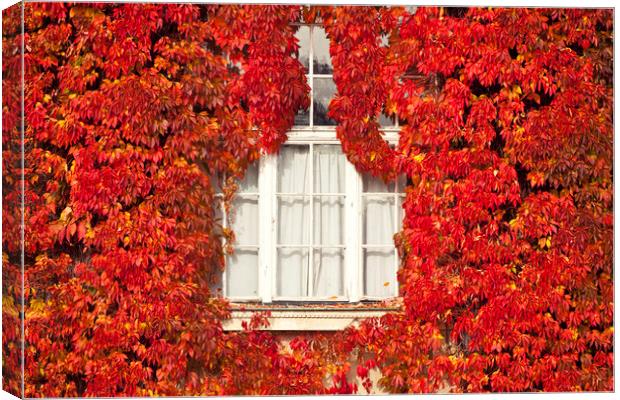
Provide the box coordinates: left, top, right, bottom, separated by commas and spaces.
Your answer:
2, 4, 24, 396
2, 3, 613, 396
321, 6, 402, 180
342, 7, 613, 393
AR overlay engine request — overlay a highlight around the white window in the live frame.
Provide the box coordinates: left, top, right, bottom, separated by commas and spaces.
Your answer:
216, 137, 404, 303
214, 25, 405, 303
293, 24, 336, 127
293, 25, 399, 129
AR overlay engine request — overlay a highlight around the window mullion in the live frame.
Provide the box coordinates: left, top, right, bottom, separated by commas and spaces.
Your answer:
309, 26, 314, 127
345, 161, 361, 302
308, 143, 314, 297
259, 155, 275, 303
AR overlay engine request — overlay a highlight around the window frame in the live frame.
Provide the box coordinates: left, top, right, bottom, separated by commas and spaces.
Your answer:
220, 128, 401, 304
219, 23, 404, 304
292, 23, 401, 131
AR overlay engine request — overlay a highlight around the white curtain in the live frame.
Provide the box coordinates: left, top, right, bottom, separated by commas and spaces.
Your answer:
277, 145, 344, 298
363, 175, 397, 297
313, 145, 345, 297
277, 146, 311, 297
227, 164, 259, 297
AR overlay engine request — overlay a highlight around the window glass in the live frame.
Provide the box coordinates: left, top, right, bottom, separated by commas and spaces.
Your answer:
313, 144, 345, 193
277, 248, 309, 297
227, 250, 259, 297
362, 196, 395, 245
239, 163, 259, 192
379, 112, 396, 128
293, 24, 400, 129
225, 163, 260, 298
312, 26, 332, 74
278, 197, 310, 245
295, 107, 310, 126
312, 78, 337, 126
313, 199, 344, 246
278, 145, 311, 193
380, 34, 389, 47
230, 197, 258, 245
363, 249, 396, 297
313, 249, 344, 296
295, 25, 310, 72
363, 174, 395, 193
361, 173, 404, 298
220, 143, 405, 302
276, 144, 345, 298
313, 145, 345, 246
293, 25, 337, 128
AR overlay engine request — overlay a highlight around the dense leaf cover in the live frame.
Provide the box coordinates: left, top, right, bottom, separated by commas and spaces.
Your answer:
2, 3, 613, 396
2, 4, 24, 396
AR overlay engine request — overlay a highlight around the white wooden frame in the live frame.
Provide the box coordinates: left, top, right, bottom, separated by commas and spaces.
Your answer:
221, 128, 401, 303
220, 24, 404, 303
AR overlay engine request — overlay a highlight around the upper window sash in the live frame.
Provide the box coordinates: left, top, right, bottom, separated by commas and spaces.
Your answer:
293, 24, 399, 130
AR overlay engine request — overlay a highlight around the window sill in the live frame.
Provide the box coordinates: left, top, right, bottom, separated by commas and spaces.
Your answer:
222, 299, 402, 331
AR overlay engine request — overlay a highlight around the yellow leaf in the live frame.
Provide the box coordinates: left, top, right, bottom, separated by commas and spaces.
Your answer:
59, 206, 73, 222
538, 237, 546, 248
413, 153, 425, 162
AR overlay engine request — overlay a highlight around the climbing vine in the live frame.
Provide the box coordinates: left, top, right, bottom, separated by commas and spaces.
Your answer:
2, 3, 613, 396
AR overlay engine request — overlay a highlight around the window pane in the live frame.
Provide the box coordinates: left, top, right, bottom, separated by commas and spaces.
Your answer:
278, 197, 310, 245
230, 196, 258, 245
313, 78, 337, 126
379, 112, 396, 128
380, 34, 389, 47
314, 197, 344, 245
314, 144, 345, 193
363, 174, 395, 193
239, 163, 258, 193
363, 248, 396, 297
295, 25, 310, 73
277, 248, 309, 297
278, 145, 311, 192
312, 26, 333, 74
313, 249, 344, 297
363, 196, 395, 245
227, 249, 259, 297
295, 105, 310, 126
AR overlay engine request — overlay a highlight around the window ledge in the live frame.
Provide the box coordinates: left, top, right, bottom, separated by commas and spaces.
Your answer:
222, 302, 402, 331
